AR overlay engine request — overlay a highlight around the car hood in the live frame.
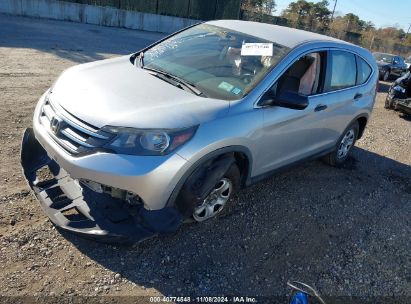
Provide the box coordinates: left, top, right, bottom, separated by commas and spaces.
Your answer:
50, 56, 230, 129
376, 61, 389, 68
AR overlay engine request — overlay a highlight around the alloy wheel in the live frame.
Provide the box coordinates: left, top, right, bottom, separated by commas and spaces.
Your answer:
337, 129, 355, 159
193, 178, 232, 222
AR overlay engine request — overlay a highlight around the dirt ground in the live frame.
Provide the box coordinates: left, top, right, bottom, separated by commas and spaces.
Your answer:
0, 15, 410, 302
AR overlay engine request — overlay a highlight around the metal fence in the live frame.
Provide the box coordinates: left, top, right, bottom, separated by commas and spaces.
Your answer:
63, 0, 241, 20
58, 1, 411, 55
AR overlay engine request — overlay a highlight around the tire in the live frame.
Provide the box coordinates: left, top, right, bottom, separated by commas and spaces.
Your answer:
385, 96, 393, 109
323, 121, 359, 167
178, 162, 240, 222
384, 98, 390, 109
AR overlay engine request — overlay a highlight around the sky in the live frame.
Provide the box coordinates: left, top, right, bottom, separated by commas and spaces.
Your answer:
273, 0, 411, 32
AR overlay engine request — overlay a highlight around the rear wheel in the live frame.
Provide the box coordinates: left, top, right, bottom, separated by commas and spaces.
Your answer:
323, 121, 359, 167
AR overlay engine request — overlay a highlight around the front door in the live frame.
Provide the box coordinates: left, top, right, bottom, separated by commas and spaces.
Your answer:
255, 50, 361, 175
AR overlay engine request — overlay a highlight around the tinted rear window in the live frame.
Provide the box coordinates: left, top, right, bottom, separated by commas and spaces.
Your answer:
356, 56, 372, 85
325, 51, 357, 92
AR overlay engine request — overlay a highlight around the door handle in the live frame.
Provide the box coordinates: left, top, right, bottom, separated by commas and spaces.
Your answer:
314, 104, 327, 112
354, 93, 363, 100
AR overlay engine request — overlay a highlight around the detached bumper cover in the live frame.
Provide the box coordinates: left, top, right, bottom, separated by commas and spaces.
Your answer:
21, 128, 182, 244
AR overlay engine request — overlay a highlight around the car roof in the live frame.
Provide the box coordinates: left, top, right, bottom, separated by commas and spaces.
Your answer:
206, 20, 351, 49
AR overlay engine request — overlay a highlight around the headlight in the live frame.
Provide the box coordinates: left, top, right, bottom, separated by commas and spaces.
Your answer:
102, 126, 197, 156
393, 86, 406, 93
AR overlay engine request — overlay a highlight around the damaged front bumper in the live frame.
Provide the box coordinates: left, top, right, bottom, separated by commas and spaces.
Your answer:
396, 99, 411, 115
21, 128, 182, 244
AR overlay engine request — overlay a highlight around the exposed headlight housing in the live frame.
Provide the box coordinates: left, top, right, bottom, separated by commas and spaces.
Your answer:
393, 86, 406, 93
102, 126, 197, 156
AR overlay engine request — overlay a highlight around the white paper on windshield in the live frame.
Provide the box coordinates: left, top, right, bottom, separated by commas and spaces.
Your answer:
241, 43, 273, 56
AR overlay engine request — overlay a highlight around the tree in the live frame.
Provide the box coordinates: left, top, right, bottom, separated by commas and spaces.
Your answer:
342, 13, 366, 32
329, 13, 366, 39
242, 0, 411, 55
360, 21, 376, 48
363, 21, 375, 32
241, 0, 276, 15
312, 0, 331, 30
281, 0, 331, 32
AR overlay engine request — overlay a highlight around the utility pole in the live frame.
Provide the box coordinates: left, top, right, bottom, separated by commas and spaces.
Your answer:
331, 0, 338, 22
401, 23, 411, 43
369, 35, 375, 50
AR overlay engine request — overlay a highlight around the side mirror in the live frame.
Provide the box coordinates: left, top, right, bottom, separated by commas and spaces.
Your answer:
260, 90, 309, 110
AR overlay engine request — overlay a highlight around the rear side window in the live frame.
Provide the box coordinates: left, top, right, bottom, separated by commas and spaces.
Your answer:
325, 51, 356, 92
356, 56, 372, 85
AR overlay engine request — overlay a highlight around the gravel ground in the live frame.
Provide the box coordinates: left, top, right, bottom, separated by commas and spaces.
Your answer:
0, 15, 410, 302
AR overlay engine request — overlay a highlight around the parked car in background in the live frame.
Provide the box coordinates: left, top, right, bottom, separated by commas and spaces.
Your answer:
21, 20, 378, 243
385, 66, 411, 116
373, 52, 408, 81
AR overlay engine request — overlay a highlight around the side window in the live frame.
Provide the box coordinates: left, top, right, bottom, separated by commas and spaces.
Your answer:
325, 51, 356, 92
356, 56, 372, 85
274, 52, 324, 96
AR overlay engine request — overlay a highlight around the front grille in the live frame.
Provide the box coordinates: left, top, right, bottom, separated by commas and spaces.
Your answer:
39, 97, 112, 155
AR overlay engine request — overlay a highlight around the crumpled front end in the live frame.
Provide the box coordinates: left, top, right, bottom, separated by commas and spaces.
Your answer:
21, 128, 182, 244
396, 98, 411, 115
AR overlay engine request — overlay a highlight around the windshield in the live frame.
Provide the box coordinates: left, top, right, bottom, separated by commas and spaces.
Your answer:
373, 53, 394, 63
142, 24, 289, 100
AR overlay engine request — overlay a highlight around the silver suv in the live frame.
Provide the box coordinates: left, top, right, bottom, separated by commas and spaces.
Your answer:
21, 20, 378, 243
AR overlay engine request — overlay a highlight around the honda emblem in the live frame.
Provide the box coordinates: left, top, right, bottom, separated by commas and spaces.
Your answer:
50, 116, 63, 135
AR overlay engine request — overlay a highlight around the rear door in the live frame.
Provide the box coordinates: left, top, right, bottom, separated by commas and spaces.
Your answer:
310, 51, 360, 146
314, 50, 373, 148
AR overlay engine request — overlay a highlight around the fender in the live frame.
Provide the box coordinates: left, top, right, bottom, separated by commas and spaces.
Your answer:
167, 146, 253, 211
176, 153, 236, 216
346, 113, 369, 140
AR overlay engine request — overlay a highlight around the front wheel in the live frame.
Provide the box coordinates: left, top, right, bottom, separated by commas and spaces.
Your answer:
177, 161, 241, 223
323, 121, 359, 167
192, 164, 240, 222
385, 95, 394, 109
193, 177, 232, 222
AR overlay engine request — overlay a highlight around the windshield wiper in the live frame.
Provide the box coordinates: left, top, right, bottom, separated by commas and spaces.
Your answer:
135, 52, 205, 96
142, 66, 205, 97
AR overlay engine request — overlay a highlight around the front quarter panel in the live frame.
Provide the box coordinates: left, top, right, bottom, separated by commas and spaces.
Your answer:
176, 103, 263, 176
